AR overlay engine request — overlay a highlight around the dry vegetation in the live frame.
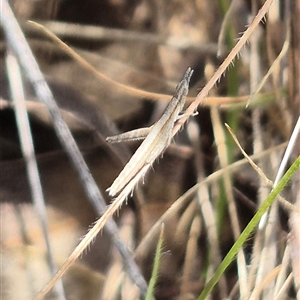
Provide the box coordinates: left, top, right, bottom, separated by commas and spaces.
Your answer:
1, 0, 299, 299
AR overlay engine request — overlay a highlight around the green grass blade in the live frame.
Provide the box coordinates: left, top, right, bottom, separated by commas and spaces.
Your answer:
145, 224, 165, 300
198, 156, 300, 300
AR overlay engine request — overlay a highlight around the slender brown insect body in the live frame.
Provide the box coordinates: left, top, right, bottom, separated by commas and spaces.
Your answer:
106, 67, 193, 197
